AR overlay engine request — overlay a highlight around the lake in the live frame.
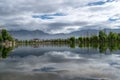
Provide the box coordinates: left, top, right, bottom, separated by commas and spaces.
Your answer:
0, 44, 120, 80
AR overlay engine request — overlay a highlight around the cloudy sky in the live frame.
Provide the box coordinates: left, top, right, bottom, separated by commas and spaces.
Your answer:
0, 0, 120, 34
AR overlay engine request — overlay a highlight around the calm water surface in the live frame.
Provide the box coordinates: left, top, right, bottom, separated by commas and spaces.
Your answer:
0, 45, 120, 80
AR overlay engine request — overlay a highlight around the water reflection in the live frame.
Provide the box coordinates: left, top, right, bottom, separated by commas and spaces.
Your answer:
0, 43, 120, 80
0, 42, 120, 59
0, 46, 14, 59
0, 51, 120, 80
78, 42, 120, 53
17, 42, 120, 52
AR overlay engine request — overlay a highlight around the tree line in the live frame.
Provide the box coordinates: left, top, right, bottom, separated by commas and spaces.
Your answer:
16, 30, 120, 44
0, 29, 14, 42
0, 29, 119, 43
69, 30, 120, 43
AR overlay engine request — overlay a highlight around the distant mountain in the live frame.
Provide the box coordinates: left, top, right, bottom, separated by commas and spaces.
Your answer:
9, 29, 120, 40
9, 30, 49, 40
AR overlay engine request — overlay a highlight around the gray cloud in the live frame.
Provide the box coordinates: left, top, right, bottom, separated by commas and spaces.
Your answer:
46, 22, 88, 27
0, 0, 120, 34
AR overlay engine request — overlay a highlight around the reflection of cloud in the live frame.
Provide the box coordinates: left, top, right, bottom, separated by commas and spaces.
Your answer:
33, 67, 55, 72
45, 51, 82, 59
0, 51, 120, 80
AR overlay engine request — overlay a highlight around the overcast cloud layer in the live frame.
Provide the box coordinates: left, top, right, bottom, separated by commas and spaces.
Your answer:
0, 0, 120, 34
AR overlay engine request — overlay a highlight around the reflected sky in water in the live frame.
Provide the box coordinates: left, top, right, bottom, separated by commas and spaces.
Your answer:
0, 46, 120, 80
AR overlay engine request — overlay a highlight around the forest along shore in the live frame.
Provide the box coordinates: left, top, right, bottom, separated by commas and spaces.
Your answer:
0, 29, 120, 48
0, 29, 15, 47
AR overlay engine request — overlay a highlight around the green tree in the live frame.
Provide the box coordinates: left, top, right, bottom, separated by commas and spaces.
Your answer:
0, 35, 3, 42
69, 37, 76, 43
78, 37, 83, 42
99, 30, 107, 42
1, 29, 13, 41
117, 33, 120, 41
90, 35, 99, 42
108, 32, 118, 42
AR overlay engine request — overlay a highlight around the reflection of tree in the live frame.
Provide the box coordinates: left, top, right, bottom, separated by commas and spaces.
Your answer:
79, 43, 84, 48
0, 46, 14, 59
99, 43, 107, 53
90, 42, 99, 49
78, 42, 120, 53
108, 42, 119, 52
70, 43, 75, 48
16, 39, 120, 54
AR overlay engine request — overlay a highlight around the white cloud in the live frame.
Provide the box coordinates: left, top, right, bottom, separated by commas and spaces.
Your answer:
0, 0, 120, 34
49, 26, 81, 34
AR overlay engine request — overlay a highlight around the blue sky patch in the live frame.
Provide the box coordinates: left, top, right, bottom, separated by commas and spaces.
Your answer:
88, 1, 106, 6
109, 18, 120, 22
88, 0, 115, 6
106, 0, 115, 2
33, 15, 53, 20
32, 12, 66, 20
53, 13, 65, 16
108, 14, 120, 22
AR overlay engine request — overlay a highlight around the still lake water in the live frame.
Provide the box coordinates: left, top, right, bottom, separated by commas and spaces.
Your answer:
0, 44, 120, 80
